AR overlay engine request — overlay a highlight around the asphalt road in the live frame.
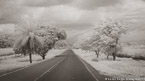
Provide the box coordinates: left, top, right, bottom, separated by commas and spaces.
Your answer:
0, 49, 110, 81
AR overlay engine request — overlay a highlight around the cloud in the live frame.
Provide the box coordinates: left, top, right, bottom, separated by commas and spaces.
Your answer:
1, 0, 145, 25
121, 29, 145, 42
0, 0, 26, 24
0, 0, 145, 43
20, 0, 120, 9
0, 24, 15, 34
22, 0, 72, 7
70, 0, 120, 10
23, 5, 85, 25
61, 23, 93, 30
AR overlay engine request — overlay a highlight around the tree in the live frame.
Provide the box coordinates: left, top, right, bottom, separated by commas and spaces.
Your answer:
74, 17, 127, 60
35, 25, 66, 59
36, 25, 67, 40
88, 29, 103, 58
0, 32, 14, 48
99, 18, 127, 60
81, 45, 92, 52
90, 39, 102, 58
13, 30, 43, 63
80, 39, 93, 52
54, 40, 68, 49
39, 36, 58, 59
56, 29, 67, 40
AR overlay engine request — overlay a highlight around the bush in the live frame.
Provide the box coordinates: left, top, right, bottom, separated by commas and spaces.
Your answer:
132, 54, 145, 60
116, 53, 132, 58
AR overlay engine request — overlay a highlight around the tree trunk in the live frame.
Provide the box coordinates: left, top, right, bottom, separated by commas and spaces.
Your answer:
114, 38, 118, 60
23, 50, 26, 56
107, 54, 109, 59
95, 50, 99, 58
116, 38, 119, 44
29, 52, 32, 63
97, 53, 99, 58
112, 53, 116, 60
98, 49, 100, 58
42, 55, 45, 60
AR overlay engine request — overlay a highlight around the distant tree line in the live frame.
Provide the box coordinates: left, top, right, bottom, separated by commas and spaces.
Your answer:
0, 33, 14, 48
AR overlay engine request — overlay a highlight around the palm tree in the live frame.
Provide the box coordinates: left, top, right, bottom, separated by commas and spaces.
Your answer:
13, 31, 43, 63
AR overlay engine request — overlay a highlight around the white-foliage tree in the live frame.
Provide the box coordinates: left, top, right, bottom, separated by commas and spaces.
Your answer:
97, 18, 127, 60
75, 17, 127, 60
89, 32, 103, 58
54, 40, 68, 49
35, 25, 67, 59
81, 40, 92, 52
56, 28, 67, 40
0, 32, 14, 48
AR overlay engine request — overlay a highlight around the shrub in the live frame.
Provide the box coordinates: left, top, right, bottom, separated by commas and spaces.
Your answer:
116, 53, 132, 58
132, 54, 145, 60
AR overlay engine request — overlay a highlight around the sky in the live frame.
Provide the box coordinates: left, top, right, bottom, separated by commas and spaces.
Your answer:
0, 0, 145, 44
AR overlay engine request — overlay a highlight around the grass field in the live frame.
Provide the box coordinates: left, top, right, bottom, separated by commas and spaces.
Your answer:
0, 49, 66, 74
73, 48, 145, 79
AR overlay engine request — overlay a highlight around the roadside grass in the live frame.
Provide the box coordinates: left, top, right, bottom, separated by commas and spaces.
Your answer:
0, 49, 66, 74
73, 49, 145, 78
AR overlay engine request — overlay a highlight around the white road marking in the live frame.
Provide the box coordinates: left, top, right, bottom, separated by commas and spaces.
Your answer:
34, 55, 67, 81
75, 54, 99, 81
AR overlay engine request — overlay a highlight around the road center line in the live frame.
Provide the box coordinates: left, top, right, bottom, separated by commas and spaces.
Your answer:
34, 55, 67, 81
75, 54, 99, 81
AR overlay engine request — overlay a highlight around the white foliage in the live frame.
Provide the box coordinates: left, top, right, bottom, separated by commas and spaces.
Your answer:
75, 17, 127, 57
55, 40, 68, 49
